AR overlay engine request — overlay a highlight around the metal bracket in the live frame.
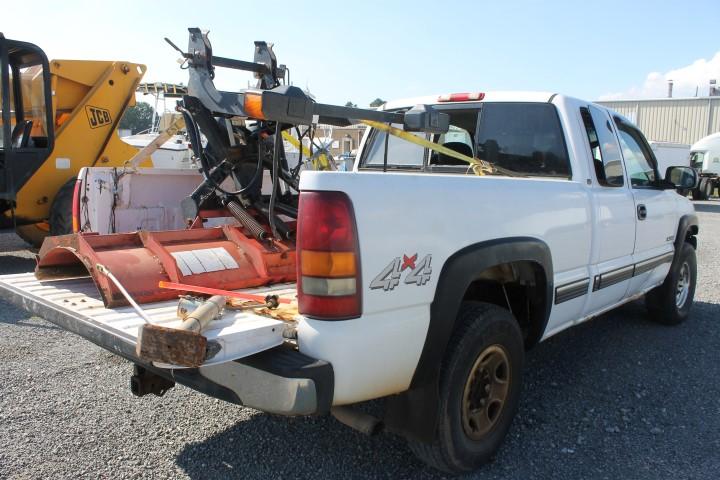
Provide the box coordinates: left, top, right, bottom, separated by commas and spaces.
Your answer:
130, 365, 175, 397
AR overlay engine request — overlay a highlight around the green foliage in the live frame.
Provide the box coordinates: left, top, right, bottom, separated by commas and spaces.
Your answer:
369, 98, 386, 107
344, 101, 357, 108
119, 102, 154, 134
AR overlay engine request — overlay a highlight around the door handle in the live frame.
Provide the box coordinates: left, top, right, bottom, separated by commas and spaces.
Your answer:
637, 204, 647, 220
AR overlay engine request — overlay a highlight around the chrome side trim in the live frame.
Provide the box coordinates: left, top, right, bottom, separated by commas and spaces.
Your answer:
555, 278, 590, 304
593, 265, 634, 291
592, 251, 674, 292
634, 252, 674, 276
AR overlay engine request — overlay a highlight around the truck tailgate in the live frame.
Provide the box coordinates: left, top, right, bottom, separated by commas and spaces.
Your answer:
0, 272, 297, 367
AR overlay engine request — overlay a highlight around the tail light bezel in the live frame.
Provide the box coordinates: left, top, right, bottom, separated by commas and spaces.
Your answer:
297, 190, 362, 320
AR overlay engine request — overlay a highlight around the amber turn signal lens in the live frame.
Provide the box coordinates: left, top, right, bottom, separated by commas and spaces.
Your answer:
243, 92, 265, 119
301, 251, 356, 278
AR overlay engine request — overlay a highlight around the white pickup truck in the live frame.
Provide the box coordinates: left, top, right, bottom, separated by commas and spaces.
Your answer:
0, 91, 700, 474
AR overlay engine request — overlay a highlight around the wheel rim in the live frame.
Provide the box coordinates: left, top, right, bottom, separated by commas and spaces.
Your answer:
675, 261, 691, 308
461, 344, 511, 440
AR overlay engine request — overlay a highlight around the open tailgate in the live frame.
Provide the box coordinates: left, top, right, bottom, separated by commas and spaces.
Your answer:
0, 272, 296, 367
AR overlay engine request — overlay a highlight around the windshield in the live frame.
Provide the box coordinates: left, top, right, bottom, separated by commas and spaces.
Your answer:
690, 151, 705, 169
0, 63, 48, 150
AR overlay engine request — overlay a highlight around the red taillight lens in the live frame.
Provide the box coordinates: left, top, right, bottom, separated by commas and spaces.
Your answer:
297, 191, 361, 320
71, 177, 82, 233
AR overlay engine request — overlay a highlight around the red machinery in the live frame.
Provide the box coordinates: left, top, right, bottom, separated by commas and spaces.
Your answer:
37, 226, 295, 307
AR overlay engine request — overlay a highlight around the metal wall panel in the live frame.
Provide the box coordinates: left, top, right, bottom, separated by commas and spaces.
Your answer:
596, 98, 720, 145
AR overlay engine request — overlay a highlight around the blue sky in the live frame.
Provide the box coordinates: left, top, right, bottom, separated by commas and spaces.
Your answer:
6, 0, 720, 105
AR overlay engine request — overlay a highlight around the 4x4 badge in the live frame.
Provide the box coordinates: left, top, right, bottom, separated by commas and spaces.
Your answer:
370, 253, 432, 291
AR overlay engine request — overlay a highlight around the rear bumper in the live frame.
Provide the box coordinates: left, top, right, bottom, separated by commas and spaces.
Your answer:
0, 282, 333, 416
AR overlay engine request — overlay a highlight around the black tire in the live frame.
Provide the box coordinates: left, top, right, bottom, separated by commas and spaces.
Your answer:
408, 302, 524, 474
692, 178, 710, 200
703, 178, 714, 199
14, 224, 48, 248
49, 179, 76, 236
645, 242, 697, 325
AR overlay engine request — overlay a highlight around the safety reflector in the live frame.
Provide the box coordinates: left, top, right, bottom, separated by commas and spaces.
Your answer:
243, 91, 265, 119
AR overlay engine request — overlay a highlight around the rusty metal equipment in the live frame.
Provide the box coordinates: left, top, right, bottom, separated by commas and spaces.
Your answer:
36, 225, 295, 307
136, 294, 226, 367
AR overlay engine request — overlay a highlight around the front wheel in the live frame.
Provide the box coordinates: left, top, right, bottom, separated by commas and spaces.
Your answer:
645, 242, 697, 325
408, 302, 524, 474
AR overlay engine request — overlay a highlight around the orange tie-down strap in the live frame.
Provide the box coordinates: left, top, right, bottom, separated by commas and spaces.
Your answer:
158, 281, 293, 304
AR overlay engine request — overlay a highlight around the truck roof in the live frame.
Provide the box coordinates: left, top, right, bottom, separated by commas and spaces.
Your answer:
382, 91, 557, 110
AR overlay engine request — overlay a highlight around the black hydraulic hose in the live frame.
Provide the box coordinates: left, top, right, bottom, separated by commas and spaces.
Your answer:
178, 106, 263, 196
253, 201, 294, 240
224, 197, 268, 242
268, 124, 283, 239
271, 201, 298, 219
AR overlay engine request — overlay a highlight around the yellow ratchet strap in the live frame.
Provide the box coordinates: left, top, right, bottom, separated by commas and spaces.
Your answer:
361, 120, 492, 176
281, 131, 333, 171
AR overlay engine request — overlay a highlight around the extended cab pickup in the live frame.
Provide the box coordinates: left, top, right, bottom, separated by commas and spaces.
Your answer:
0, 91, 699, 474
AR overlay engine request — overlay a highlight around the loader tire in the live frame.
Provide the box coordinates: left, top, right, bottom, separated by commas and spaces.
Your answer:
49, 179, 76, 236
14, 224, 48, 248
408, 302, 524, 474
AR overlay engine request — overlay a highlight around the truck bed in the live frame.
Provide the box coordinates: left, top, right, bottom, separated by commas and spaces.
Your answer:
0, 272, 298, 368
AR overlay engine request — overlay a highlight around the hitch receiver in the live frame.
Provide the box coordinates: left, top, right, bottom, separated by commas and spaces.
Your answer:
130, 365, 175, 397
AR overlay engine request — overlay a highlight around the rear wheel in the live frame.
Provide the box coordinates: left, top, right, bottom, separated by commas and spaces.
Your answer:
645, 242, 697, 325
408, 302, 524, 474
49, 179, 76, 236
692, 178, 711, 200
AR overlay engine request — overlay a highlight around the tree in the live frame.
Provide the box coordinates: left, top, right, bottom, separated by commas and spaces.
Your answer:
119, 102, 155, 134
369, 98, 386, 107
344, 101, 357, 108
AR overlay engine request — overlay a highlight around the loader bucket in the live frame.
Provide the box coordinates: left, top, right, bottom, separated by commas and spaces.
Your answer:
36, 226, 296, 307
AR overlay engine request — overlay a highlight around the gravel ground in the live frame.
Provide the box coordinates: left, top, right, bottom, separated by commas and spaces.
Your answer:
1, 202, 719, 479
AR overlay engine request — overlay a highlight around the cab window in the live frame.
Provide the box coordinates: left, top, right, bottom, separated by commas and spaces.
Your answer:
580, 106, 624, 186
476, 103, 570, 177
363, 124, 426, 168
690, 151, 704, 169
615, 121, 657, 188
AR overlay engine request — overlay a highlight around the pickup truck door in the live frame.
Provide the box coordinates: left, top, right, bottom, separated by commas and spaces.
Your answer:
614, 120, 677, 295
579, 106, 636, 315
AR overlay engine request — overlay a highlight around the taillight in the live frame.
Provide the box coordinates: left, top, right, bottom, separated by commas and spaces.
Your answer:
71, 177, 82, 233
437, 92, 485, 102
297, 191, 361, 320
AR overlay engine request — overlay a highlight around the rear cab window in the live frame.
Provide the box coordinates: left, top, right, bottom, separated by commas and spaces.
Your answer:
360, 102, 571, 178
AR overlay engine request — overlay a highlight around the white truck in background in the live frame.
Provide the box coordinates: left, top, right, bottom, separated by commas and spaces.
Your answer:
649, 141, 690, 176
689, 132, 720, 200
0, 90, 702, 474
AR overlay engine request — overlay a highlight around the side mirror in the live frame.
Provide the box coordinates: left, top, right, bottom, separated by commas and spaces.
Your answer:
665, 166, 698, 190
